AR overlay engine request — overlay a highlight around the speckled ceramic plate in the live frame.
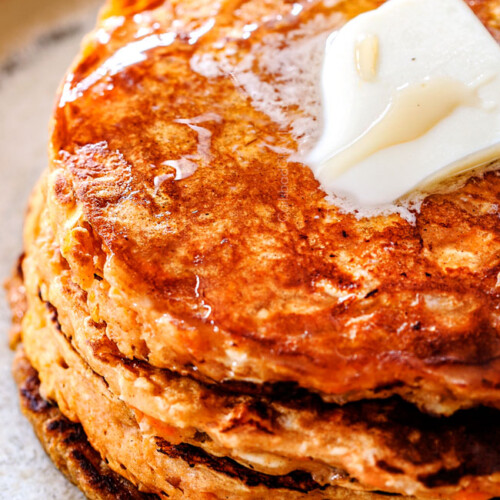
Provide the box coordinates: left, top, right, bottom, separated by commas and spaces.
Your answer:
0, 1, 100, 498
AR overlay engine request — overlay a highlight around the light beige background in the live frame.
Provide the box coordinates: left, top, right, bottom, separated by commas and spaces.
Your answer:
0, 0, 100, 497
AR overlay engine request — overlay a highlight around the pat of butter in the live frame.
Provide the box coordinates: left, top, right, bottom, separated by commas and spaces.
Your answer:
306, 0, 500, 208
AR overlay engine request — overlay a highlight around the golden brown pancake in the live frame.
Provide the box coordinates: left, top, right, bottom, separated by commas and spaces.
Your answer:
15, 273, 402, 499
7, 0, 500, 498
14, 176, 500, 499
15, 345, 412, 500
12, 350, 159, 500
44, 0, 500, 414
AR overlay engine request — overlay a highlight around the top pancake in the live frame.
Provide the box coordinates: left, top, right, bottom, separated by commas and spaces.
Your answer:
47, 0, 500, 413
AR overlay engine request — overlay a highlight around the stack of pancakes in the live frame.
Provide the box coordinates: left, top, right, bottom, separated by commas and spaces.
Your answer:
6, 0, 500, 498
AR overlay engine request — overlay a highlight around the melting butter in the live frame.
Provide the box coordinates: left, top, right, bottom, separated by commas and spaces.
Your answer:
307, 0, 500, 208
318, 77, 481, 183
355, 34, 379, 82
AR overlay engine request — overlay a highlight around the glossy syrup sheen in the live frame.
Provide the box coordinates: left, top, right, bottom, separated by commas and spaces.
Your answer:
49, 0, 500, 408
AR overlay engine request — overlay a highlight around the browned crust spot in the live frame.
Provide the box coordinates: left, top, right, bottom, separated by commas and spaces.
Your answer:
155, 438, 324, 493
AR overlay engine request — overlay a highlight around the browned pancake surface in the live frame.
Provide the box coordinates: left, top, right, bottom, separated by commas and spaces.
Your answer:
48, 0, 500, 410
15, 182, 500, 499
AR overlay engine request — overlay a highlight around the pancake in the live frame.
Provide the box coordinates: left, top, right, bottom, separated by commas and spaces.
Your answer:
44, 0, 500, 415
7, 0, 500, 498
15, 269, 398, 499
12, 349, 159, 500
16, 176, 500, 499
